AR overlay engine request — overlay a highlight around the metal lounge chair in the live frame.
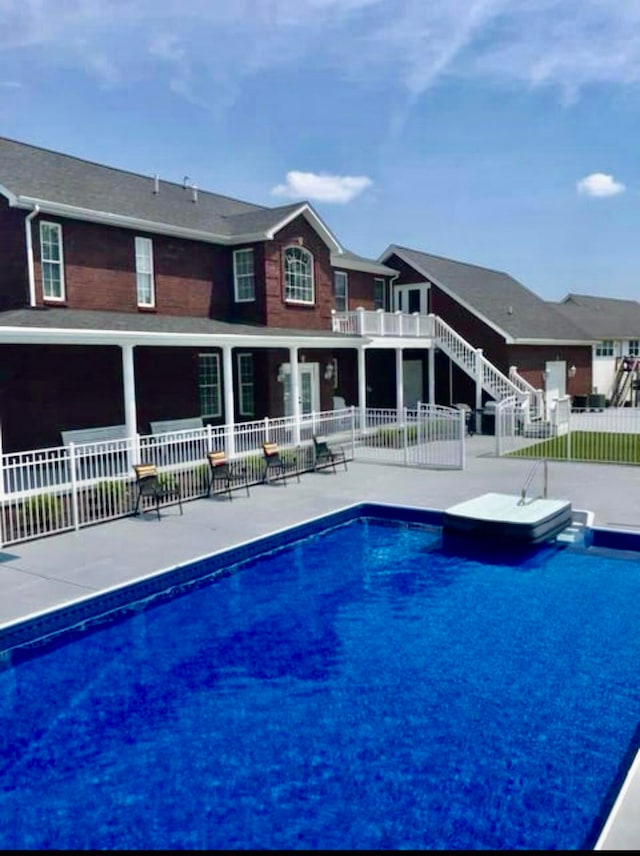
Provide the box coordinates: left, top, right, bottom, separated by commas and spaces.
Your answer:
312, 435, 348, 474
262, 442, 300, 485
206, 450, 250, 500
133, 463, 183, 519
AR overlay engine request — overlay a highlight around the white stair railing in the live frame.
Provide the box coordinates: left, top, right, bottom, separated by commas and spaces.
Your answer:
509, 366, 544, 419
432, 315, 527, 404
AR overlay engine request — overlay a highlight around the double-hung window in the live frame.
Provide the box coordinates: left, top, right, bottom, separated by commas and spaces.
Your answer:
333, 271, 348, 312
237, 353, 255, 416
284, 246, 314, 304
40, 222, 65, 301
628, 340, 640, 357
373, 277, 386, 311
198, 353, 221, 418
233, 248, 255, 302
135, 236, 155, 308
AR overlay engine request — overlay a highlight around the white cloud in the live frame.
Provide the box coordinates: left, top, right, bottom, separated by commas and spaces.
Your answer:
576, 173, 626, 198
271, 171, 373, 203
3, 1, 640, 106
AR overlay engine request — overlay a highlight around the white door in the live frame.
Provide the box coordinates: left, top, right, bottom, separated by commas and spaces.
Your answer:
403, 360, 423, 409
283, 364, 320, 416
545, 361, 566, 418
394, 283, 428, 314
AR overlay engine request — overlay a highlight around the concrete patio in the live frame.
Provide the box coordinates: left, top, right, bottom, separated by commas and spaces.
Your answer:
1, 440, 640, 849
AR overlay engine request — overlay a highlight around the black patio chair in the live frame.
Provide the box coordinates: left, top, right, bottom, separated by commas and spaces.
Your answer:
262, 442, 300, 485
133, 463, 183, 519
312, 435, 348, 474
206, 450, 251, 500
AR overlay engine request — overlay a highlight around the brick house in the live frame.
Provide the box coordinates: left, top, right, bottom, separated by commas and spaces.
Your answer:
0, 138, 604, 456
377, 245, 595, 414
0, 137, 397, 451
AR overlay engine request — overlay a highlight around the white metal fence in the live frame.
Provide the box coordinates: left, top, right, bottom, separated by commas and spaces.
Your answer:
495, 397, 640, 465
0, 405, 464, 546
352, 404, 465, 469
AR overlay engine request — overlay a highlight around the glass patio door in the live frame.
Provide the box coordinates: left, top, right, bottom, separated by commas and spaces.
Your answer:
283, 364, 319, 416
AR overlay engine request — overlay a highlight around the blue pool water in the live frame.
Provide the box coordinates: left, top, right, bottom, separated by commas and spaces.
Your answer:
1, 510, 640, 849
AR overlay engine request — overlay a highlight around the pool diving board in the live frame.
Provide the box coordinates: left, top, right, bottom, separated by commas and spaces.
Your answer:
442, 492, 573, 546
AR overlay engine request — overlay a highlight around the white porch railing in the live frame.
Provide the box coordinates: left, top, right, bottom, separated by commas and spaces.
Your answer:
333, 310, 542, 419
331, 308, 435, 337
0, 405, 464, 547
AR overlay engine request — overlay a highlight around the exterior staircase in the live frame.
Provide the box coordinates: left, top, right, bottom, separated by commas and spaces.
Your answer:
432, 316, 543, 419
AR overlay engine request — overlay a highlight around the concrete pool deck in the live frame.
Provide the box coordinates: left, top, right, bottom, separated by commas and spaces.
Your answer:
1, 441, 640, 849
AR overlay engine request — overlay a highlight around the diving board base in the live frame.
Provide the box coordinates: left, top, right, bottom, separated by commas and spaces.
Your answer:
442, 493, 573, 546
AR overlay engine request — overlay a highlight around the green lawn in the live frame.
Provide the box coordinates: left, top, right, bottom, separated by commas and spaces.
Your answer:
506, 430, 640, 464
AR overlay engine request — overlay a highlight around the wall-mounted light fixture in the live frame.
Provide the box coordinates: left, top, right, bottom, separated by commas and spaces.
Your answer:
276, 364, 285, 383
568, 364, 577, 379
324, 360, 335, 381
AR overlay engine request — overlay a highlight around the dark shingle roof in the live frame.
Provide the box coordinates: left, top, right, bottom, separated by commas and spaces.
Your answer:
0, 307, 360, 341
0, 136, 264, 236
0, 137, 386, 274
384, 245, 593, 342
552, 294, 640, 339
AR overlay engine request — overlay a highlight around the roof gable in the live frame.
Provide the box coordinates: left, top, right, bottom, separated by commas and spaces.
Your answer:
379, 244, 593, 343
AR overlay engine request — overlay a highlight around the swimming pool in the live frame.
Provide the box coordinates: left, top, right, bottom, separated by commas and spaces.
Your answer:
0, 503, 639, 849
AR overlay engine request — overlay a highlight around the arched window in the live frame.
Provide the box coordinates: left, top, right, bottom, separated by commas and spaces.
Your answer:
284, 245, 314, 304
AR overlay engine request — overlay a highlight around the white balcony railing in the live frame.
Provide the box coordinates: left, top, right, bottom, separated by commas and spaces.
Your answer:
331, 308, 435, 338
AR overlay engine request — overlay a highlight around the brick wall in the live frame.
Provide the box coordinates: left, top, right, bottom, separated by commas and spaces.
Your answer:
31, 215, 227, 317
264, 216, 333, 330
0, 197, 30, 308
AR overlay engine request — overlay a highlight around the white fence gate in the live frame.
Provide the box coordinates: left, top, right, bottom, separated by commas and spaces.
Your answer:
353, 405, 465, 469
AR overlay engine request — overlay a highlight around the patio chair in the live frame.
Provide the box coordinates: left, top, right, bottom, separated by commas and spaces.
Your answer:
133, 463, 183, 519
206, 450, 251, 500
312, 435, 348, 474
262, 442, 300, 485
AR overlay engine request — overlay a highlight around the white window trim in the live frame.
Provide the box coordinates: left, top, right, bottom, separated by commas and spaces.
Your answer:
237, 352, 255, 416
39, 221, 65, 302
135, 236, 155, 308
283, 245, 315, 305
333, 270, 348, 312
233, 248, 256, 303
198, 353, 222, 418
595, 340, 614, 358
373, 276, 386, 311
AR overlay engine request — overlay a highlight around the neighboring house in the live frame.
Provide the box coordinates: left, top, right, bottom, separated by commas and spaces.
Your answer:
376, 245, 596, 413
553, 294, 640, 406
0, 137, 397, 451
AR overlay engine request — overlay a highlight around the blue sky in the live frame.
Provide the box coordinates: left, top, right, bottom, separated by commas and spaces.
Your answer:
1, 0, 639, 300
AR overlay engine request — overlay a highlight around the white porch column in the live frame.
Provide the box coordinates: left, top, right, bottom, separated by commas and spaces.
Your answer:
395, 347, 404, 419
475, 348, 484, 411
357, 346, 367, 430
289, 346, 301, 445
222, 345, 236, 457
121, 344, 138, 466
428, 346, 435, 404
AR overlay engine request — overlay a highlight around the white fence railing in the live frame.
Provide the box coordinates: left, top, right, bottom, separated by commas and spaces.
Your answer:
331, 308, 435, 337
495, 399, 640, 464
353, 404, 465, 470
0, 405, 464, 546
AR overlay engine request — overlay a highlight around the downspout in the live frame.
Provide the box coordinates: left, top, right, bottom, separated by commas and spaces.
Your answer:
25, 204, 40, 307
